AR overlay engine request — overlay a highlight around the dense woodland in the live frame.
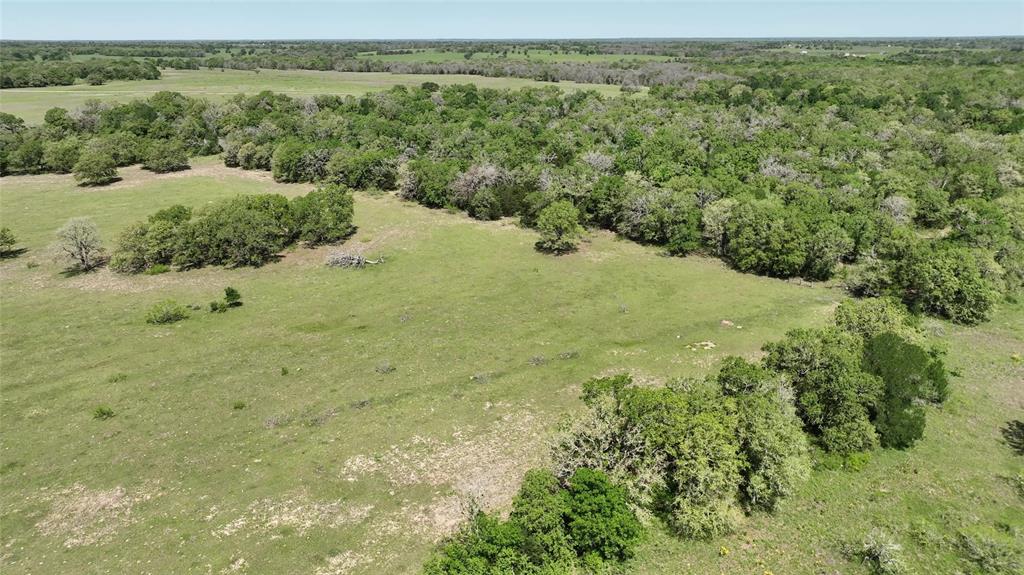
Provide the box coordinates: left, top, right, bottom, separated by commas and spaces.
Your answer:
2, 46, 1021, 325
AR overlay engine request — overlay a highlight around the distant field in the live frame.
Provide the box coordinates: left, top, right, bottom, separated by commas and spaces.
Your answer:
357, 49, 673, 63
0, 68, 629, 123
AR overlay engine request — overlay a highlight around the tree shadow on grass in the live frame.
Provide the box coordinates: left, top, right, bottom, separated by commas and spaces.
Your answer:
0, 248, 28, 260
1001, 420, 1024, 456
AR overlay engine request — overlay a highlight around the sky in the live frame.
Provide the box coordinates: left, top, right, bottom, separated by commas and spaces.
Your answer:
1, 1, 1021, 40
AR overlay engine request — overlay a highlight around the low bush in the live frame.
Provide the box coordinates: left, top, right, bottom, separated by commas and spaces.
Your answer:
145, 300, 190, 324
856, 529, 906, 575
93, 405, 115, 420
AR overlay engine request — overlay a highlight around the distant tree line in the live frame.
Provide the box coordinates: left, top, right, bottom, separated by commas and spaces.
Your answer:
0, 59, 160, 88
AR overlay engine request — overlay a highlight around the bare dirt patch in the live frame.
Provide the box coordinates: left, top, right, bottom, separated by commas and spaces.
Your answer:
212, 495, 373, 539
35, 483, 155, 548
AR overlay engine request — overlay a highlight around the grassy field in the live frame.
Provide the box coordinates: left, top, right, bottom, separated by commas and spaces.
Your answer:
0, 68, 628, 124
0, 159, 1021, 575
356, 49, 673, 63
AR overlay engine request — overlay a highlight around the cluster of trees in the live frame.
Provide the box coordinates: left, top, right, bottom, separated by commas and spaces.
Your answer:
110, 184, 354, 272
764, 297, 949, 455
425, 297, 950, 573
1, 91, 216, 179
208, 76, 1018, 323
0, 59, 159, 88
425, 468, 642, 574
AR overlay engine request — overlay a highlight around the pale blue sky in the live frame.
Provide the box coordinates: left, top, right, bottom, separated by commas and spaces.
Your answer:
1, 1, 1021, 40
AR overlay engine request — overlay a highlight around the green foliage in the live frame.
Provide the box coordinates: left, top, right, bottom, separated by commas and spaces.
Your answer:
42, 136, 81, 173
92, 405, 116, 420
894, 245, 999, 325
0, 227, 17, 256
424, 468, 641, 574
142, 140, 190, 173
723, 361, 811, 511
73, 144, 118, 186
327, 149, 396, 190
271, 140, 307, 183
725, 200, 807, 278
763, 328, 883, 454
862, 332, 949, 448
535, 200, 584, 254
291, 183, 355, 245
562, 468, 643, 564
145, 300, 190, 324
224, 287, 241, 305
399, 160, 461, 208
833, 297, 916, 341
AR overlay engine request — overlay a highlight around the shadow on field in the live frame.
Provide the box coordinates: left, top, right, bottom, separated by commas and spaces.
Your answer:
1001, 420, 1024, 455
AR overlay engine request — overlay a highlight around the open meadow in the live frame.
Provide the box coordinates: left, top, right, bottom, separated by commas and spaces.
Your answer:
0, 68, 627, 124
1, 158, 1021, 574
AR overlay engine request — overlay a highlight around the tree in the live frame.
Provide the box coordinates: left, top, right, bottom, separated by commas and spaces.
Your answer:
42, 137, 81, 173
535, 200, 584, 254
142, 140, 190, 173
55, 218, 105, 271
763, 328, 883, 454
894, 245, 998, 324
725, 200, 808, 278
291, 183, 355, 245
717, 359, 811, 511
271, 140, 307, 182
562, 468, 643, 564
862, 332, 949, 448
73, 145, 118, 186
0, 227, 17, 256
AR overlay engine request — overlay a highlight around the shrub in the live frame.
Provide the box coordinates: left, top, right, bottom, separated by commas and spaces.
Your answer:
562, 468, 643, 564
326, 149, 396, 190
55, 218, 105, 271
145, 300, 190, 324
209, 300, 228, 313
93, 405, 115, 420
73, 145, 118, 186
424, 467, 641, 574
833, 297, 916, 341
0, 227, 17, 256
291, 183, 355, 245
535, 200, 584, 254
398, 159, 461, 208
142, 140, 190, 173
725, 199, 808, 278
508, 469, 574, 567
42, 137, 81, 173
857, 529, 906, 575
957, 532, 1021, 575
722, 360, 811, 511
224, 287, 241, 306
144, 264, 170, 275
271, 140, 307, 182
